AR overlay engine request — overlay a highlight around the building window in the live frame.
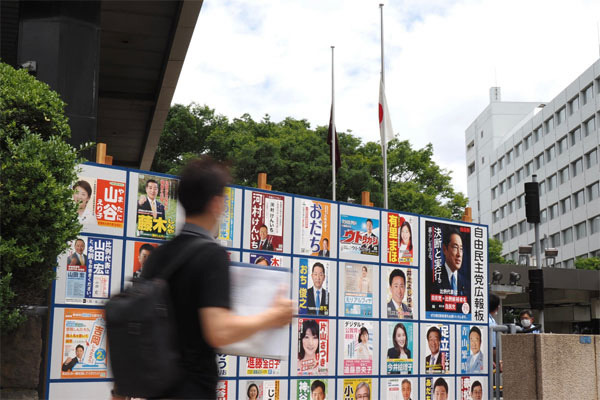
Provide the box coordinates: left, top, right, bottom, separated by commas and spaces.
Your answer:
571, 157, 583, 177
547, 174, 557, 192
539, 181, 546, 195
493, 210, 499, 223
540, 209, 547, 223
507, 174, 514, 189
549, 203, 559, 219
556, 107, 566, 125
467, 140, 475, 151
498, 156, 504, 170
584, 116, 596, 136
519, 220, 527, 234
557, 135, 568, 154
481, 156, 485, 164
490, 163, 496, 176
559, 166, 570, 185
582, 84, 594, 105
588, 181, 599, 202
544, 116, 554, 133
499, 180, 505, 194
586, 148, 598, 168
535, 153, 544, 170
575, 221, 587, 240
551, 232, 561, 247
573, 189, 585, 208
500, 205, 506, 218
563, 227, 573, 244
491, 186, 497, 200
570, 126, 581, 145
546, 145, 555, 163
525, 161, 532, 177
468, 162, 475, 176
561, 196, 571, 214
568, 95, 579, 115
534, 126, 542, 142
524, 134, 532, 150
481, 130, 484, 138
515, 168, 523, 183
494, 233, 500, 241
564, 258, 575, 268
590, 216, 600, 235
508, 200, 515, 214
517, 194, 524, 209
501, 230, 508, 242
515, 142, 522, 157
510, 225, 517, 238
506, 149, 513, 164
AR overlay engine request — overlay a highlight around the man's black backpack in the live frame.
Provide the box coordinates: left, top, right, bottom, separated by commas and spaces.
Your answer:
105, 237, 208, 398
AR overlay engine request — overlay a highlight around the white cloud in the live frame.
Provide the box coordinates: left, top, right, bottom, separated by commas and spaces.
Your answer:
173, 0, 600, 197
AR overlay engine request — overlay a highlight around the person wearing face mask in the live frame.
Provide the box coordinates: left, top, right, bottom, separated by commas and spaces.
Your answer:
519, 309, 540, 333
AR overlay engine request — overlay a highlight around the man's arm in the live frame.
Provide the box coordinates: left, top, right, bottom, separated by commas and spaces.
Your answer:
199, 295, 293, 348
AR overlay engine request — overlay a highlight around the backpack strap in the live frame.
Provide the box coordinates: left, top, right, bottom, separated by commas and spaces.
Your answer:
156, 236, 215, 281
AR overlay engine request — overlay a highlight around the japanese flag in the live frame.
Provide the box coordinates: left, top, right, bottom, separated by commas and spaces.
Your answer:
379, 77, 394, 145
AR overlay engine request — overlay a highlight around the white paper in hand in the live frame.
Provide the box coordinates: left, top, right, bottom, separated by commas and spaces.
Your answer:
218, 262, 290, 360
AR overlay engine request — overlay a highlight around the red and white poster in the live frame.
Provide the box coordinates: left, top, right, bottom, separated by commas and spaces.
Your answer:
249, 191, 285, 252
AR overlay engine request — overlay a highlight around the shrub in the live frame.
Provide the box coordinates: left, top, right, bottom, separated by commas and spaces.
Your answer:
0, 62, 82, 332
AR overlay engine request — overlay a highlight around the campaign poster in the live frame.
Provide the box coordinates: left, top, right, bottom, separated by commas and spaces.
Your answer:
298, 199, 332, 257
245, 357, 283, 376
64, 237, 112, 305
343, 320, 373, 375
297, 318, 329, 375
340, 214, 380, 258
135, 174, 178, 240
60, 309, 107, 379
459, 325, 487, 375
384, 267, 415, 320
131, 241, 159, 278
216, 380, 229, 400
423, 377, 455, 400
244, 380, 281, 400
217, 186, 236, 247
344, 263, 373, 317
422, 323, 452, 374
459, 376, 486, 400
422, 219, 483, 321
385, 213, 418, 266
385, 321, 414, 375
296, 379, 328, 400
216, 353, 236, 377
298, 258, 330, 316
382, 377, 418, 400
73, 175, 126, 231
249, 253, 284, 268
342, 379, 372, 400
249, 191, 285, 252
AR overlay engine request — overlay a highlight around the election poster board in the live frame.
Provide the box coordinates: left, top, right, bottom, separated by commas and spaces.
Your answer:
422, 376, 455, 400
48, 163, 491, 400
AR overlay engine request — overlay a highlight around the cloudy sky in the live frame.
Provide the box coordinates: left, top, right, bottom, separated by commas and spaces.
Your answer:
173, 0, 600, 198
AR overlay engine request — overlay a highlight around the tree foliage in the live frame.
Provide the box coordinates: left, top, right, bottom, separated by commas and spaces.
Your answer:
488, 238, 515, 264
152, 104, 468, 219
575, 257, 600, 270
0, 63, 82, 332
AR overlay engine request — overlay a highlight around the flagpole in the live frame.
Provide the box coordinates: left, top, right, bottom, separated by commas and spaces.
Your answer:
331, 45, 336, 201
380, 3, 388, 209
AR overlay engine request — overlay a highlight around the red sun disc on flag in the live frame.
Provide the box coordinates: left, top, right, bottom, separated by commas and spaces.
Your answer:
379, 103, 384, 124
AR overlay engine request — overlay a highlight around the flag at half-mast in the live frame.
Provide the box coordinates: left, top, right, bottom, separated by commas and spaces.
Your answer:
327, 104, 341, 172
379, 78, 394, 146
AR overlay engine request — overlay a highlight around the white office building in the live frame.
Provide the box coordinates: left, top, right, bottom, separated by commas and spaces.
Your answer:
466, 59, 600, 267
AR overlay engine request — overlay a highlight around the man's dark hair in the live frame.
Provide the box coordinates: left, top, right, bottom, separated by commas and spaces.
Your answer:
401, 378, 411, 386
178, 157, 231, 215
75, 238, 85, 246
311, 380, 325, 393
254, 256, 268, 265
145, 179, 158, 188
75, 344, 84, 351
442, 226, 462, 247
471, 380, 482, 393
138, 243, 155, 255
322, 238, 329, 244
74, 180, 92, 198
426, 326, 441, 340
389, 268, 406, 287
519, 309, 533, 319
469, 326, 481, 340
366, 219, 373, 225
312, 262, 325, 274
433, 378, 448, 394
489, 293, 500, 313
259, 224, 268, 231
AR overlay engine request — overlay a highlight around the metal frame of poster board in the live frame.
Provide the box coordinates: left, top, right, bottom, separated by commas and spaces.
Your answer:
44, 162, 490, 400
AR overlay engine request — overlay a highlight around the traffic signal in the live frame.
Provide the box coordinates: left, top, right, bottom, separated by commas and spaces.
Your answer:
524, 182, 540, 224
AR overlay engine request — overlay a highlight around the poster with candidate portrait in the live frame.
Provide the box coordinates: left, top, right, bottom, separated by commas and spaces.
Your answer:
297, 258, 331, 316
244, 380, 283, 400
216, 186, 242, 248
382, 267, 416, 320
382, 377, 418, 400
342, 263, 376, 318
342, 320, 374, 375
216, 380, 237, 400
59, 308, 107, 379
295, 198, 335, 257
458, 325, 487, 375
297, 318, 329, 376
340, 378, 374, 400
294, 379, 330, 400
216, 353, 236, 377
459, 376, 487, 400
423, 376, 455, 400
421, 323, 453, 375
339, 205, 380, 262
420, 219, 487, 322
246, 191, 287, 253
247, 253, 286, 268
382, 212, 418, 266
134, 174, 179, 240
131, 241, 159, 278
383, 321, 415, 375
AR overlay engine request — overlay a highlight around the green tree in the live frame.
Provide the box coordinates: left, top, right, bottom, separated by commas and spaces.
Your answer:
575, 257, 600, 270
0, 63, 83, 331
153, 104, 467, 219
488, 238, 514, 264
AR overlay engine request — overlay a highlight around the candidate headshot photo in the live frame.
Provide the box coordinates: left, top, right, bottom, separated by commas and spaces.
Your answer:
137, 178, 165, 220
317, 238, 330, 257
432, 378, 448, 400
360, 219, 378, 254
254, 256, 270, 266
133, 243, 156, 278
465, 326, 484, 373
398, 221, 413, 259
61, 344, 84, 372
386, 268, 413, 319
254, 223, 274, 251
425, 326, 443, 373
435, 226, 468, 297
306, 262, 329, 315
246, 382, 259, 400
298, 319, 320, 375
66, 238, 87, 267
471, 380, 483, 400
311, 379, 326, 400
387, 323, 411, 360
401, 379, 413, 400
73, 179, 96, 226
354, 381, 370, 400
356, 326, 372, 360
